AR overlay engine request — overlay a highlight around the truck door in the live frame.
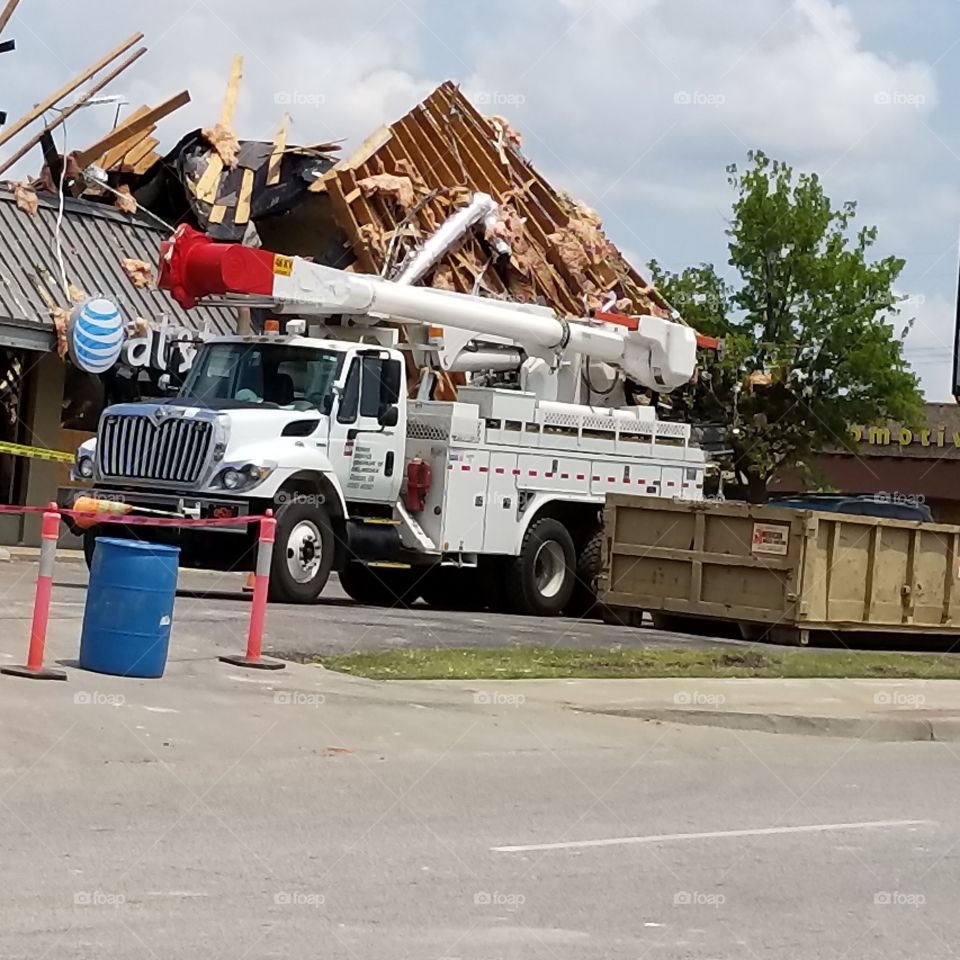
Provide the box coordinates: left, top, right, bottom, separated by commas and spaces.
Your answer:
328, 351, 405, 505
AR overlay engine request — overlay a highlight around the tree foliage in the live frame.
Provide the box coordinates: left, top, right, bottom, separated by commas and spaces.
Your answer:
650, 150, 923, 499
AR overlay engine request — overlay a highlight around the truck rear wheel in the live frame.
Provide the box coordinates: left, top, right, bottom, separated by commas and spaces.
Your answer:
567, 527, 604, 618
505, 518, 576, 617
269, 501, 334, 603
338, 563, 420, 608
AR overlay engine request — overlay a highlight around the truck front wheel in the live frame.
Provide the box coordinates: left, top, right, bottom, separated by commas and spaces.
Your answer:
269, 501, 334, 603
505, 518, 576, 617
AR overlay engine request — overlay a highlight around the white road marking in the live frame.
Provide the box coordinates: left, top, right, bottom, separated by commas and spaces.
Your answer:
493, 819, 935, 853
143, 706, 179, 714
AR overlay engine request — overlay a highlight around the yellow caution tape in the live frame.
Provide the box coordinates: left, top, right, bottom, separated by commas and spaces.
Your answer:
0, 440, 75, 464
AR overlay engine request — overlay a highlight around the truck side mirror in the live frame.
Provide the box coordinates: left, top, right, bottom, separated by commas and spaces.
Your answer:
378, 405, 399, 428
320, 394, 334, 416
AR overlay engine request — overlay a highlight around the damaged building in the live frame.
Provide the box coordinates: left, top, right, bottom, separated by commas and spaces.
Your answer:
0, 6, 684, 543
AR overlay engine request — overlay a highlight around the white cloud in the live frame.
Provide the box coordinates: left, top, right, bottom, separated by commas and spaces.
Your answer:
900, 291, 955, 400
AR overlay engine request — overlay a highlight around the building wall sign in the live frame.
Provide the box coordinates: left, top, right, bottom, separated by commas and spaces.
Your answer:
851, 425, 960, 449
67, 298, 125, 374
119, 318, 213, 375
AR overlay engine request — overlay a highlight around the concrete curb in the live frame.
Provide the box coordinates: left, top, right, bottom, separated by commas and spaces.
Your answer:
574, 706, 960, 742
5, 548, 85, 565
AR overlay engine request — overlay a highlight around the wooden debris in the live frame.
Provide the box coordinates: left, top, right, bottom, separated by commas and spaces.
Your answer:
0, 0, 23, 36
321, 82, 670, 333
98, 112, 159, 170
235, 168, 255, 224
126, 316, 150, 337
194, 55, 243, 204
73, 90, 191, 170
0, 32, 144, 151
0, 46, 147, 177
12, 181, 37, 215
121, 258, 153, 288
431, 265, 456, 291
488, 114, 524, 156
201, 122, 240, 169
357, 172, 416, 211
358, 223, 388, 258
266, 113, 288, 187
121, 136, 159, 171
50, 306, 69, 358
114, 185, 138, 215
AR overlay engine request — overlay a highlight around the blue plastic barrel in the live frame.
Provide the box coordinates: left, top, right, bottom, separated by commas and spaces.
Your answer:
79, 538, 180, 678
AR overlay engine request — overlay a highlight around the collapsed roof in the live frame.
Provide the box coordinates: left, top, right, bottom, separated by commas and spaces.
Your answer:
314, 81, 671, 321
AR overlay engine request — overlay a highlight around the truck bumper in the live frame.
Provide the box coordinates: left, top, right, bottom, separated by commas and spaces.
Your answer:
57, 487, 260, 571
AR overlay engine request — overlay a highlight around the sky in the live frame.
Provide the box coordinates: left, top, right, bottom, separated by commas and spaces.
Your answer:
3, 0, 959, 398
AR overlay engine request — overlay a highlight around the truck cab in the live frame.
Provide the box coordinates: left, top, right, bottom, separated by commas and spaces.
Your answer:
74, 333, 408, 602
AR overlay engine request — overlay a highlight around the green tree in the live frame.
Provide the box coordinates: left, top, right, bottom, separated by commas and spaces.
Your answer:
650, 150, 923, 500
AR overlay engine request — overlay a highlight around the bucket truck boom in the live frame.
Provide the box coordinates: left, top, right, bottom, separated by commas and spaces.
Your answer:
159, 224, 704, 396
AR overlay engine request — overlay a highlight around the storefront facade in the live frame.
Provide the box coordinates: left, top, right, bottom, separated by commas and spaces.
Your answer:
772, 403, 960, 523
0, 191, 235, 544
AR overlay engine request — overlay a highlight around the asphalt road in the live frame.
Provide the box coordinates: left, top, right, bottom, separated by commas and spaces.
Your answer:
1, 562, 960, 958
21, 562, 744, 661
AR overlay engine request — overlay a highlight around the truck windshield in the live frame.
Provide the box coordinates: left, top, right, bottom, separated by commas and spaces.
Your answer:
179, 343, 345, 412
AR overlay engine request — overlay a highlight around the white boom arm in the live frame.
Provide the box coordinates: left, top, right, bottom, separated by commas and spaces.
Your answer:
160, 225, 700, 392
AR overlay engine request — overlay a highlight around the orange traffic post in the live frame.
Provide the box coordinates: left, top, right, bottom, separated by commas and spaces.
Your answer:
2, 503, 67, 681
219, 511, 285, 671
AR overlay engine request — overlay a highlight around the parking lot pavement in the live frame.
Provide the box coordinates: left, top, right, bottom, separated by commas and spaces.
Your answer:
0, 623, 958, 957
0, 562, 741, 663
2, 564, 960, 957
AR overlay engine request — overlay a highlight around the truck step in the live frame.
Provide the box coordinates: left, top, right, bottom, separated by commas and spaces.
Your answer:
366, 561, 413, 570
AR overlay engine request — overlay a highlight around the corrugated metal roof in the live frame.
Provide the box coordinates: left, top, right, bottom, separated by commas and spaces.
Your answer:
0, 190, 236, 340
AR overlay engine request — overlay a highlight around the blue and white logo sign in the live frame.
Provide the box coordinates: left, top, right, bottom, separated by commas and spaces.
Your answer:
67, 298, 125, 374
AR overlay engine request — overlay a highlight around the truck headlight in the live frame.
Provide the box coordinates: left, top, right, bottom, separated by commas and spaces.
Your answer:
221, 468, 242, 490
77, 456, 94, 479
216, 462, 276, 491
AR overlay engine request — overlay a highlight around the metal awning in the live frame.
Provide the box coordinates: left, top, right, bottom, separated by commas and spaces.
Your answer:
0, 190, 236, 351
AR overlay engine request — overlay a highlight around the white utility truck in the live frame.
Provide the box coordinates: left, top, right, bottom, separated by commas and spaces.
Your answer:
72, 219, 711, 615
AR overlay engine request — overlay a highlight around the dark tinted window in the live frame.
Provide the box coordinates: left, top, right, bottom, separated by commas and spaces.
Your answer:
337, 359, 360, 424
359, 356, 402, 418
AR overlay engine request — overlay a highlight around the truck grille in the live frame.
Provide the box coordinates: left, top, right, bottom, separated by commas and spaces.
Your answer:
98, 415, 213, 484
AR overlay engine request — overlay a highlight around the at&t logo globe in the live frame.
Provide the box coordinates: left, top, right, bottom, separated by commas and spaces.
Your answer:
67, 298, 125, 374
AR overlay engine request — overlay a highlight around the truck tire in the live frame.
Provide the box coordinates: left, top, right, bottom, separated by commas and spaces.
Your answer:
505, 518, 576, 617
567, 527, 604, 618
338, 563, 420, 608
269, 501, 334, 603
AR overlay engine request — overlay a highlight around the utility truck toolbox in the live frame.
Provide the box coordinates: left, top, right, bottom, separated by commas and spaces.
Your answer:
600, 494, 960, 645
